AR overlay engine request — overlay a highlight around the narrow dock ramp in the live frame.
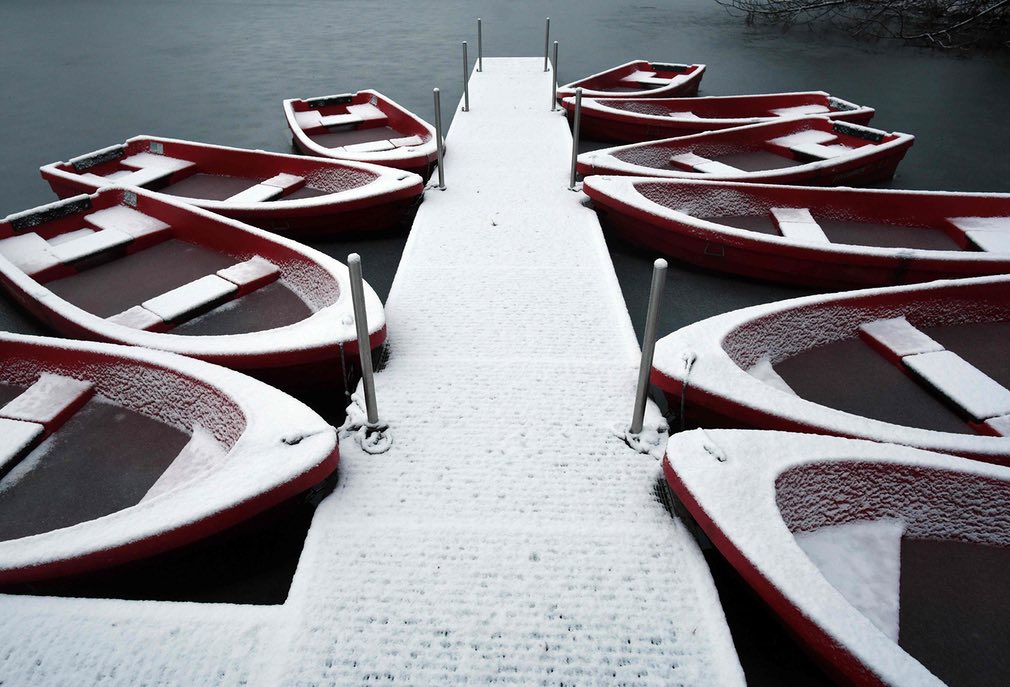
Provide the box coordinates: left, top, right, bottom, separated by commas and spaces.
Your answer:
272, 58, 743, 685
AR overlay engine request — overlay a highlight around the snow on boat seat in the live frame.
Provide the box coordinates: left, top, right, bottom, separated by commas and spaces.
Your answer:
141, 274, 237, 322
223, 173, 305, 204
92, 152, 196, 188
0, 373, 93, 432
216, 256, 280, 295
0, 418, 43, 477
107, 257, 280, 329
769, 104, 830, 117
669, 152, 742, 175
859, 316, 944, 362
666, 111, 700, 120
903, 351, 1010, 422
984, 414, 1010, 437
0, 233, 62, 277
48, 227, 132, 264
346, 103, 388, 123
141, 424, 227, 502
747, 357, 796, 395
390, 135, 425, 147
84, 205, 171, 244
620, 70, 668, 86
343, 140, 398, 153
768, 129, 852, 159
769, 207, 829, 243
947, 216, 1010, 253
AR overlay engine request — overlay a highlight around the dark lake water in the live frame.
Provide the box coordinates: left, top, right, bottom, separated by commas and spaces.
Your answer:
1, 1, 1008, 684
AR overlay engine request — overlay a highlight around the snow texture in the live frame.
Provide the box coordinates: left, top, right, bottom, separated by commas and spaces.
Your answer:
770, 104, 830, 117
747, 357, 796, 394
141, 274, 238, 322
48, 227, 132, 263
0, 372, 93, 426
795, 518, 904, 641
216, 256, 279, 289
223, 183, 283, 204
859, 316, 944, 357
268, 58, 743, 687
0, 59, 740, 687
142, 423, 228, 501
85, 205, 170, 239
770, 207, 829, 243
903, 350, 1010, 420
0, 418, 43, 473
0, 233, 60, 276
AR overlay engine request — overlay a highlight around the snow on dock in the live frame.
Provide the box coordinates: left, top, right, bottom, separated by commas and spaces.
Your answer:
0, 58, 742, 685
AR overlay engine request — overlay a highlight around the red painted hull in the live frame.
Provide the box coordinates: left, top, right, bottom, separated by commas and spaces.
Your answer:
0, 187, 386, 393
0, 334, 339, 585
577, 116, 914, 186
40, 136, 424, 238
584, 178, 1010, 288
557, 59, 705, 100
563, 91, 875, 143
284, 89, 438, 181
662, 430, 1005, 686
651, 276, 1010, 464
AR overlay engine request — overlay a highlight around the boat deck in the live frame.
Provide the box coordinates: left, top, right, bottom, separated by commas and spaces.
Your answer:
0, 58, 742, 685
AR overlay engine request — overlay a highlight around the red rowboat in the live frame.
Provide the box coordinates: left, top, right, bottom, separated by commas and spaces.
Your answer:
664, 429, 1008, 687
561, 91, 874, 143
583, 178, 1010, 288
577, 116, 914, 186
0, 187, 385, 393
284, 90, 438, 180
0, 332, 338, 584
652, 275, 1010, 464
40, 136, 424, 237
557, 60, 706, 100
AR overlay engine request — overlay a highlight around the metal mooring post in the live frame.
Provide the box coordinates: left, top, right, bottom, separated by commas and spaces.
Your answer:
347, 253, 379, 426
631, 259, 668, 434
433, 87, 445, 190
477, 18, 483, 72
551, 41, 559, 110
568, 87, 582, 190
462, 42, 470, 112
543, 17, 550, 71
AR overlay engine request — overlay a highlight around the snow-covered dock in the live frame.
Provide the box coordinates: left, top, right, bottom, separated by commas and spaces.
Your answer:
0, 58, 743, 685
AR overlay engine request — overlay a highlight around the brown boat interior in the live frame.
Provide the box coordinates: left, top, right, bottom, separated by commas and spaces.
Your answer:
291, 93, 429, 153
0, 197, 314, 335
56, 139, 377, 203
772, 318, 1010, 435
775, 461, 1010, 687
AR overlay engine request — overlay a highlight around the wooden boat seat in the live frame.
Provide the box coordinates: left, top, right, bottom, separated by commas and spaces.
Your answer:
84, 205, 172, 246
297, 104, 389, 131
223, 173, 306, 204
766, 129, 852, 160
390, 135, 425, 147
669, 152, 742, 175
858, 315, 1010, 423
769, 104, 830, 117
666, 111, 700, 120
48, 228, 133, 264
343, 139, 397, 153
0, 418, 43, 476
0, 233, 64, 277
859, 316, 944, 362
769, 207, 830, 243
85, 152, 197, 188
947, 216, 1010, 253
904, 351, 1010, 422
0, 373, 94, 432
620, 70, 667, 86
107, 257, 280, 329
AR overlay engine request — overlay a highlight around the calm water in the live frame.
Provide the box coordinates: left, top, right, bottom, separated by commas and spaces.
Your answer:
2, 1, 1009, 683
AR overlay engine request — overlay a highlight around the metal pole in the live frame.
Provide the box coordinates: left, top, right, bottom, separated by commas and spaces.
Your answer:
433, 87, 445, 190
462, 41, 469, 112
569, 87, 582, 190
551, 40, 559, 110
477, 17, 483, 72
631, 259, 668, 434
543, 17, 550, 71
348, 253, 379, 426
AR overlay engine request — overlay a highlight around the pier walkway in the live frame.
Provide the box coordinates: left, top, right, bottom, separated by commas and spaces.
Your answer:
0, 58, 743, 685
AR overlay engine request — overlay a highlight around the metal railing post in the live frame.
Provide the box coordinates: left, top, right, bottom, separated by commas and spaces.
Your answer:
543, 17, 550, 71
551, 40, 559, 110
631, 259, 668, 434
433, 87, 445, 189
347, 253, 379, 426
477, 17, 483, 72
569, 87, 582, 190
462, 41, 470, 112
